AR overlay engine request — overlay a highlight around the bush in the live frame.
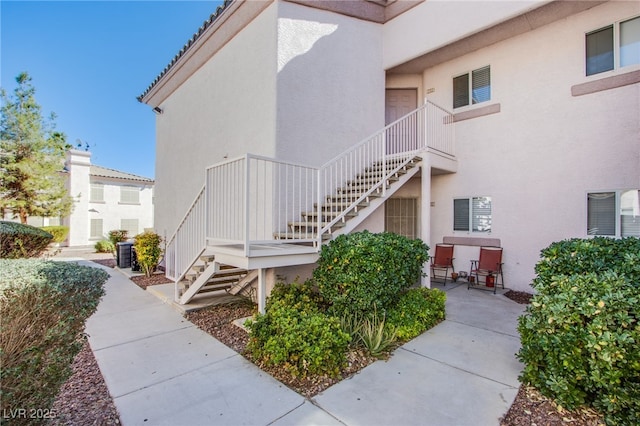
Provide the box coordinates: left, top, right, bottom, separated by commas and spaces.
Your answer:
313, 231, 429, 318
386, 287, 447, 341
0, 260, 108, 420
0, 221, 53, 259
246, 281, 350, 378
94, 239, 115, 253
518, 237, 640, 425
108, 229, 128, 247
41, 225, 69, 243
133, 231, 162, 277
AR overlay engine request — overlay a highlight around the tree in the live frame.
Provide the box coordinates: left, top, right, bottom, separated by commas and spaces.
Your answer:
0, 72, 73, 223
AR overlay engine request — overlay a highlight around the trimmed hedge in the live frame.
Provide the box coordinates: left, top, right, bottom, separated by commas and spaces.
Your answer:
313, 231, 429, 318
0, 260, 108, 421
94, 239, 115, 253
518, 237, 640, 425
0, 221, 53, 259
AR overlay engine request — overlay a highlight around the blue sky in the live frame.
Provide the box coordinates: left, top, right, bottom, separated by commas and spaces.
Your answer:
1, 0, 224, 179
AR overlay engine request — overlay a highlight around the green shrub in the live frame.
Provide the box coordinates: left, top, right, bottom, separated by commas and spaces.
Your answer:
533, 237, 640, 288
246, 281, 350, 378
518, 237, 640, 425
386, 287, 447, 341
40, 225, 69, 243
313, 231, 429, 318
0, 259, 108, 420
133, 231, 162, 277
0, 221, 53, 259
94, 239, 115, 253
108, 229, 128, 247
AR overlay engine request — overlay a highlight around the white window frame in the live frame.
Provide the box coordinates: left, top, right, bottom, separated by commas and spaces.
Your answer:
120, 185, 140, 204
586, 15, 640, 77
120, 218, 139, 238
453, 196, 492, 233
453, 65, 491, 109
90, 218, 103, 239
587, 189, 640, 238
90, 183, 104, 202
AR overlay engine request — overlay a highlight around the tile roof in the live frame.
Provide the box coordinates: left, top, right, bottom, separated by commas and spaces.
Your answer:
90, 165, 154, 183
137, 0, 234, 103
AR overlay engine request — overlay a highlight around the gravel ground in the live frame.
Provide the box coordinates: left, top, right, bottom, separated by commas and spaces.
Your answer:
50, 268, 603, 425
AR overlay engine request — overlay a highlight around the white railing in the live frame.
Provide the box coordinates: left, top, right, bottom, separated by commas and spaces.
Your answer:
165, 186, 207, 284
206, 154, 319, 254
166, 101, 454, 286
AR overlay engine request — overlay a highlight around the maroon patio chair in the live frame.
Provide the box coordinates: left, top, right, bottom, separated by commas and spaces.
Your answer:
469, 246, 504, 294
430, 243, 455, 285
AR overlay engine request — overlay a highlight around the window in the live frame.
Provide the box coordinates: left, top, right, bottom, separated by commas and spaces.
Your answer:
121, 219, 139, 237
90, 183, 104, 202
385, 198, 418, 239
588, 190, 640, 237
454, 196, 492, 232
120, 186, 140, 204
90, 219, 103, 239
453, 66, 490, 109
586, 16, 640, 76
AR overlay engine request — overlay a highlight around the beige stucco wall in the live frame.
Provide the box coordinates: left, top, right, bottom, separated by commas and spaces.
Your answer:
382, 0, 548, 69
275, 1, 385, 165
154, 3, 279, 237
420, 1, 640, 291
66, 150, 91, 246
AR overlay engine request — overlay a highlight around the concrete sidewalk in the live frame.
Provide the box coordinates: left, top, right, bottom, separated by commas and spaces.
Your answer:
82, 262, 526, 426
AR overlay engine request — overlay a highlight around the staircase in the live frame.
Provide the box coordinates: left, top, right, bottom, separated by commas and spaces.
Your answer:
164, 101, 455, 307
275, 156, 422, 241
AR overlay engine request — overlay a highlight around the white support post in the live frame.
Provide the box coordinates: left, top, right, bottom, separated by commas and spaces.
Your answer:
421, 158, 431, 288
257, 268, 267, 314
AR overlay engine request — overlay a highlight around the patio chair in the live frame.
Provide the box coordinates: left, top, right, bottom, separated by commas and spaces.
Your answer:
469, 246, 504, 294
430, 243, 455, 285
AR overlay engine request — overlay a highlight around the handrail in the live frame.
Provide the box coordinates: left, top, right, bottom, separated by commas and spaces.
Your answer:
164, 100, 454, 298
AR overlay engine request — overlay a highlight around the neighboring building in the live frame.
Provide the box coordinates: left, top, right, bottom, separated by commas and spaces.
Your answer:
139, 0, 639, 310
64, 149, 154, 246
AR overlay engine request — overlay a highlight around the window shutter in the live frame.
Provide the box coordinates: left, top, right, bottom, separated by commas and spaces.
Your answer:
587, 192, 615, 235
472, 66, 490, 104
453, 74, 469, 109
620, 17, 640, 68
472, 196, 492, 232
586, 26, 614, 76
453, 199, 470, 231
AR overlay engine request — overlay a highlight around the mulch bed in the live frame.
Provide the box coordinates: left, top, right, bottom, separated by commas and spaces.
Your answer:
49, 340, 120, 425
91, 258, 116, 268
504, 290, 534, 304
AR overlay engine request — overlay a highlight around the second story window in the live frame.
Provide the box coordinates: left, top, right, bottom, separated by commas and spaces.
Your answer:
90, 183, 104, 202
453, 66, 491, 109
586, 16, 640, 76
120, 186, 140, 204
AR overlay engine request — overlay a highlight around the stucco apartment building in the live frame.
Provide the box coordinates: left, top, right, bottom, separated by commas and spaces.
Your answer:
139, 0, 639, 309
64, 149, 154, 246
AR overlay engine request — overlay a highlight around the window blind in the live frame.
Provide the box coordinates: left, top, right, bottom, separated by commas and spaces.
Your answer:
90, 219, 103, 239
453, 74, 469, 109
120, 186, 140, 204
587, 192, 615, 235
586, 26, 614, 76
91, 183, 104, 202
453, 199, 470, 231
472, 66, 490, 104
121, 219, 139, 237
472, 196, 492, 232
620, 17, 640, 68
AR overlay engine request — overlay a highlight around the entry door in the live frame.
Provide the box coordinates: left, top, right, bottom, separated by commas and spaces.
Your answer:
385, 89, 418, 154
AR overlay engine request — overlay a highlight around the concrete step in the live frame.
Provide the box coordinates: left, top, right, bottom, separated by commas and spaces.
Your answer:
288, 221, 345, 231
274, 231, 331, 241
